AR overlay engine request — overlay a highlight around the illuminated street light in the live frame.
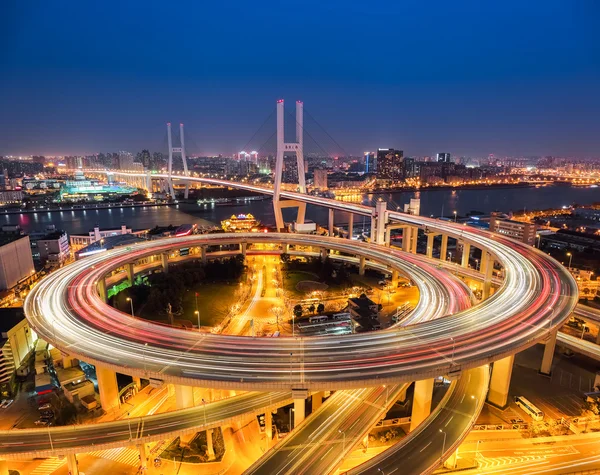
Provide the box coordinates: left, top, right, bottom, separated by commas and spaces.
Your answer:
126, 297, 134, 317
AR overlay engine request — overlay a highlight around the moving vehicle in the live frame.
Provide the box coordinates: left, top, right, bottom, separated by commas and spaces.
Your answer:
514, 396, 544, 421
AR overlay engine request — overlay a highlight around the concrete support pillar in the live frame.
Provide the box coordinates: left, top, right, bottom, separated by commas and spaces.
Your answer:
126, 262, 135, 285
62, 355, 75, 368
426, 233, 435, 259
138, 443, 148, 469
487, 354, 514, 408
596, 327, 600, 345
297, 202, 306, 225
461, 242, 471, 268
402, 227, 411, 252
481, 252, 494, 299
375, 201, 388, 245
206, 429, 215, 459
328, 208, 334, 236
294, 398, 306, 426
132, 376, 141, 389
320, 248, 328, 263
370, 216, 377, 242
265, 411, 273, 441
398, 384, 407, 403
385, 226, 392, 247
312, 392, 323, 412
167, 384, 175, 397
175, 385, 195, 409
161, 252, 169, 273
96, 365, 120, 412
440, 235, 448, 262
410, 378, 434, 432
0, 460, 8, 475
66, 453, 79, 475
240, 242, 247, 257
444, 448, 459, 470
284, 243, 289, 253
391, 270, 399, 285
410, 227, 418, 253
347, 213, 354, 239
359, 256, 366, 276
201, 245, 207, 264
98, 277, 107, 303
540, 330, 558, 376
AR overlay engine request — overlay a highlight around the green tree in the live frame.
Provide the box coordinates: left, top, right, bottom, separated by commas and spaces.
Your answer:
317, 303, 325, 314
293, 304, 303, 318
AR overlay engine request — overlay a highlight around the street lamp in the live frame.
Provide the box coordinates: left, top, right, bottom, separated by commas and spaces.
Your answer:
143, 342, 148, 373
202, 398, 207, 425
439, 428, 447, 462
126, 297, 134, 317
536, 234, 541, 248
450, 337, 455, 365
566, 252, 573, 269
195, 310, 200, 330
453, 211, 457, 222
339, 429, 346, 451
475, 258, 479, 271
289, 407, 294, 431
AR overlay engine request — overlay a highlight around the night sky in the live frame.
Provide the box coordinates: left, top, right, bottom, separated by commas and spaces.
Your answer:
1, 0, 599, 157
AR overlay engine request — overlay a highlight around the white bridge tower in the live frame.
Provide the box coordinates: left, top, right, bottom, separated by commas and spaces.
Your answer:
273, 99, 307, 231
167, 122, 190, 198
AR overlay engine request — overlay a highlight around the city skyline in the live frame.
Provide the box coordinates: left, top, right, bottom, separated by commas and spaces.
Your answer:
2, 1, 599, 158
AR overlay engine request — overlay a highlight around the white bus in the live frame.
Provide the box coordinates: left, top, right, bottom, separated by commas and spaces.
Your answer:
514, 396, 544, 421
309, 315, 328, 323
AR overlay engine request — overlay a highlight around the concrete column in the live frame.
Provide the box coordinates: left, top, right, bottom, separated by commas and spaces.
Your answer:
167, 384, 175, 397
540, 330, 558, 376
596, 327, 600, 345
410, 227, 418, 253
0, 460, 8, 475
265, 411, 273, 440
96, 365, 120, 411
370, 216, 377, 242
375, 201, 388, 244
175, 385, 195, 409
482, 252, 494, 299
294, 398, 306, 426
240, 242, 247, 257
391, 269, 399, 285
328, 208, 334, 236
137, 443, 148, 469
98, 277, 107, 303
359, 256, 366, 276
312, 392, 323, 412
66, 453, 79, 475
426, 233, 435, 259
161, 253, 169, 273
126, 262, 135, 285
444, 448, 459, 469
398, 384, 407, 403
440, 235, 448, 261
62, 355, 75, 368
347, 213, 354, 239
206, 428, 215, 459
487, 354, 514, 408
283, 243, 289, 253
461, 242, 471, 268
297, 202, 306, 225
320, 248, 328, 263
132, 376, 141, 389
410, 379, 434, 432
402, 227, 411, 252
201, 245, 207, 264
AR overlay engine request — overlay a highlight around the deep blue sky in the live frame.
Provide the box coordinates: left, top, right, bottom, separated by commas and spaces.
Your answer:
1, 0, 599, 157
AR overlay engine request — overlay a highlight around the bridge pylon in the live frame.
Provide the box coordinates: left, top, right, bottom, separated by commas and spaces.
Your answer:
167, 122, 191, 198
273, 99, 307, 231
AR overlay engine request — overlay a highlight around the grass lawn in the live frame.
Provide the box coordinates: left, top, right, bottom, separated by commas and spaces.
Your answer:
132, 282, 239, 328
283, 271, 320, 298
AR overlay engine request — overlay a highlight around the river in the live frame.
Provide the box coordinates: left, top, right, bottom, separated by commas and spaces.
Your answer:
4, 184, 600, 236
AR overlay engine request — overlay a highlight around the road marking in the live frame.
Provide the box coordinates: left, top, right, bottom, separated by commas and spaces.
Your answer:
420, 441, 432, 452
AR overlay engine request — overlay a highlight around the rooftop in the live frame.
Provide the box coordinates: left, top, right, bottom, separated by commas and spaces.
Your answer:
0, 308, 26, 333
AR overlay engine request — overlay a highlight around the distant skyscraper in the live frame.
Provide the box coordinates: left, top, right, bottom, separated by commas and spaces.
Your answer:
437, 153, 451, 163
118, 151, 134, 170
364, 152, 375, 173
376, 149, 404, 180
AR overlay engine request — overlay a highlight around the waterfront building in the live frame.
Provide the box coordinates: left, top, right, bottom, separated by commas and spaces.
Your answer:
0, 234, 35, 291
0, 190, 23, 206
489, 212, 538, 245
70, 224, 146, 253
221, 214, 261, 232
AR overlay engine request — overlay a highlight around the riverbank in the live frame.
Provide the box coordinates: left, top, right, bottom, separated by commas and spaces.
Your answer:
0, 200, 171, 215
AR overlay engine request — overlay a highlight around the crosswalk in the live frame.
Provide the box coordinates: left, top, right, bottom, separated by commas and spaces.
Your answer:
30, 458, 65, 475
87, 447, 140, 467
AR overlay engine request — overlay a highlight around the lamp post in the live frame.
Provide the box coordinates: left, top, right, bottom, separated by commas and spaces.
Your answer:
475, 439, 482, 463
450, 337, 455, 365
195, 310, 200, 330
339, 429, 346, 451
289, 407, 294, 431
439, 428, 447, 462
453, 211, 457, 222
536, 234, 541, 248
475, 258, 479, 271
143, 342, 148, 373
567, 252, 573, 269
127, 412, 132, 440
126, 297, 134, 317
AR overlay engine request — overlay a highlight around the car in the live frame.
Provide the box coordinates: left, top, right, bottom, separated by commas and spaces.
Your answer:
0, 400, 6, 408
38, 404, 52, 411
4, 399, 14, 408
34, 419, 49, 426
